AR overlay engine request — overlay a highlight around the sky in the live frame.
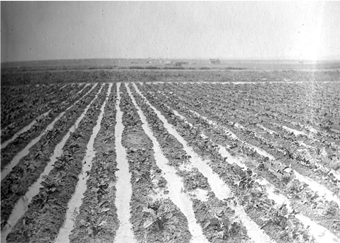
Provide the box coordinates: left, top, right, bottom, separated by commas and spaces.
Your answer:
1, 1, 340, 62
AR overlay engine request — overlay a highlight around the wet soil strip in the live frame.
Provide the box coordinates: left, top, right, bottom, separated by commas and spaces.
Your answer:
263, 181, 340, 243
134, 84, 274, 243
162, 89, 340, 207
55, 84, 111, 243
1, 109, 52, 149
113, 82, 137, 243
0, 83, 98, 180
0, 84, 104, 243
169, 86, 340, 191
1, 83, 86, 144
162, 88, 276, 160
220, 142, 338, 242
153, 87, 340, 241
68, 84, 118, 243
76, 83, 90, 95
281, 125, 307, 137
150, 92, 310, 242
127, 84, 208, 243
134, 84, 278, 243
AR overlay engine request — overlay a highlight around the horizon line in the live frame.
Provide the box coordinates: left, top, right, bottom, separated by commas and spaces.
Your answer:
2, 57, 340, 64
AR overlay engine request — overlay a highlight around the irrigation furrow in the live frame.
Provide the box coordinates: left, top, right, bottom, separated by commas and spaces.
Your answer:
1, 83, 83, 142
147, 85, 340, 239
1, 109, 52, 149
55, 84, 112, 243
5, 84, 108, 243
1, 83, 90, 149
138, 83, 340, 241
154, 85, 340, 204
1, 84, 101, 234
113, 83, 137, 243
133, 84, 278, 243
126, 84, 208, 243
118, 84, 192, 242
0, 84, 104, 243
69, 84, 119, 243
158, 98, 340, 243
1, 83, 97, 178
1, 84, 66, 129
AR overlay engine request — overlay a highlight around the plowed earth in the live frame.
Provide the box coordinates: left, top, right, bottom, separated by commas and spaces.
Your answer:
1, 81, 339, 243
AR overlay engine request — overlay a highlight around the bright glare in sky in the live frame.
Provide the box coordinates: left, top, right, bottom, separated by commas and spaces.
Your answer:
1, 1, 340, 62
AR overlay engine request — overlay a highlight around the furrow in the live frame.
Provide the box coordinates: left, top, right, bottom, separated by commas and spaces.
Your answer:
55, 84, 112, 243
155, 85, 340, 206
145, 84, 340, 240
160, 98, 340, 243
1, 83, 97, 178
1, 83, 92, 164
119, 83, 192, 242
1, 83, 84, 143
1, 84, 104, 242
5, 84, 108, 243
1, 109, 52, 149
126, 84, 208, 243
69, 84, 119, 243
113, 82, 137, 243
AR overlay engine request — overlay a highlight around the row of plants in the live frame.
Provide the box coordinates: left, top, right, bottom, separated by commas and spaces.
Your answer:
121, 83, 192, 242
1, 84, 103, 229
5, 84, 109, 243
130, 84, 277, 242
169, 82, 339, 156
1, 83, 81, 133
69, 84, 119, 242
1, 83, 88, 143
184, 82, 340, 147
140, 83, 340, 239
160, 83, 340, 195
200, 82, 339, 134
155, 82, 337, 198
1, 84, 93, 170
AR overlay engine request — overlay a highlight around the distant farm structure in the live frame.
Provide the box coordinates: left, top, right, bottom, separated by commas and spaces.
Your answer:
209, 59, 221, 64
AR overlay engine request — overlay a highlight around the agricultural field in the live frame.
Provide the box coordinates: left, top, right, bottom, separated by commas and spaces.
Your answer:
1, 80, 340, 243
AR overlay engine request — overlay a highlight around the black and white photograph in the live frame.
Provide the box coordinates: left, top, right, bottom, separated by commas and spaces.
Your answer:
1, 1, 340, 243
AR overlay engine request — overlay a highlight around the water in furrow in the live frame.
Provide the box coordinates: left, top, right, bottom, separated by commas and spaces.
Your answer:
1, 84, 103, 243
113, 83, 137, 243
55, 84, 110, 243
1, 109, 52, 149
159, 98, 340, 243
127, 84, 208, 243
133, 83, 274, 243
2, 83, 87, 146
282, 125, 307, 136
164, 96, 340, 207
76, 83, 90, 95
1, 83, 98, 180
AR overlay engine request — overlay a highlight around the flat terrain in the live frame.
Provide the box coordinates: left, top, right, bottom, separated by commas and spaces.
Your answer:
1, 64, 340, 243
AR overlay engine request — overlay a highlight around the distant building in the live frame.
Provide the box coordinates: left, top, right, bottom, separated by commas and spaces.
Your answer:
174, 61, 189, 67
209, 59, 221, 64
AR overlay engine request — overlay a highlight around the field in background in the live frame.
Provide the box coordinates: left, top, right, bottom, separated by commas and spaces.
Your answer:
1, 60, 340, 242
1, 59, 340, 86
1, 80, 340, 243
2, 58, 340, 72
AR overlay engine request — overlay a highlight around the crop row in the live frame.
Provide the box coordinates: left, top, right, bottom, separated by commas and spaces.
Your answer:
135, 83, 319, 242
1, 84, 83, 132
151, 83, 340, 194
1, 84, 94, 170
4, 84, 108, 242
138, 82, 340, 239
